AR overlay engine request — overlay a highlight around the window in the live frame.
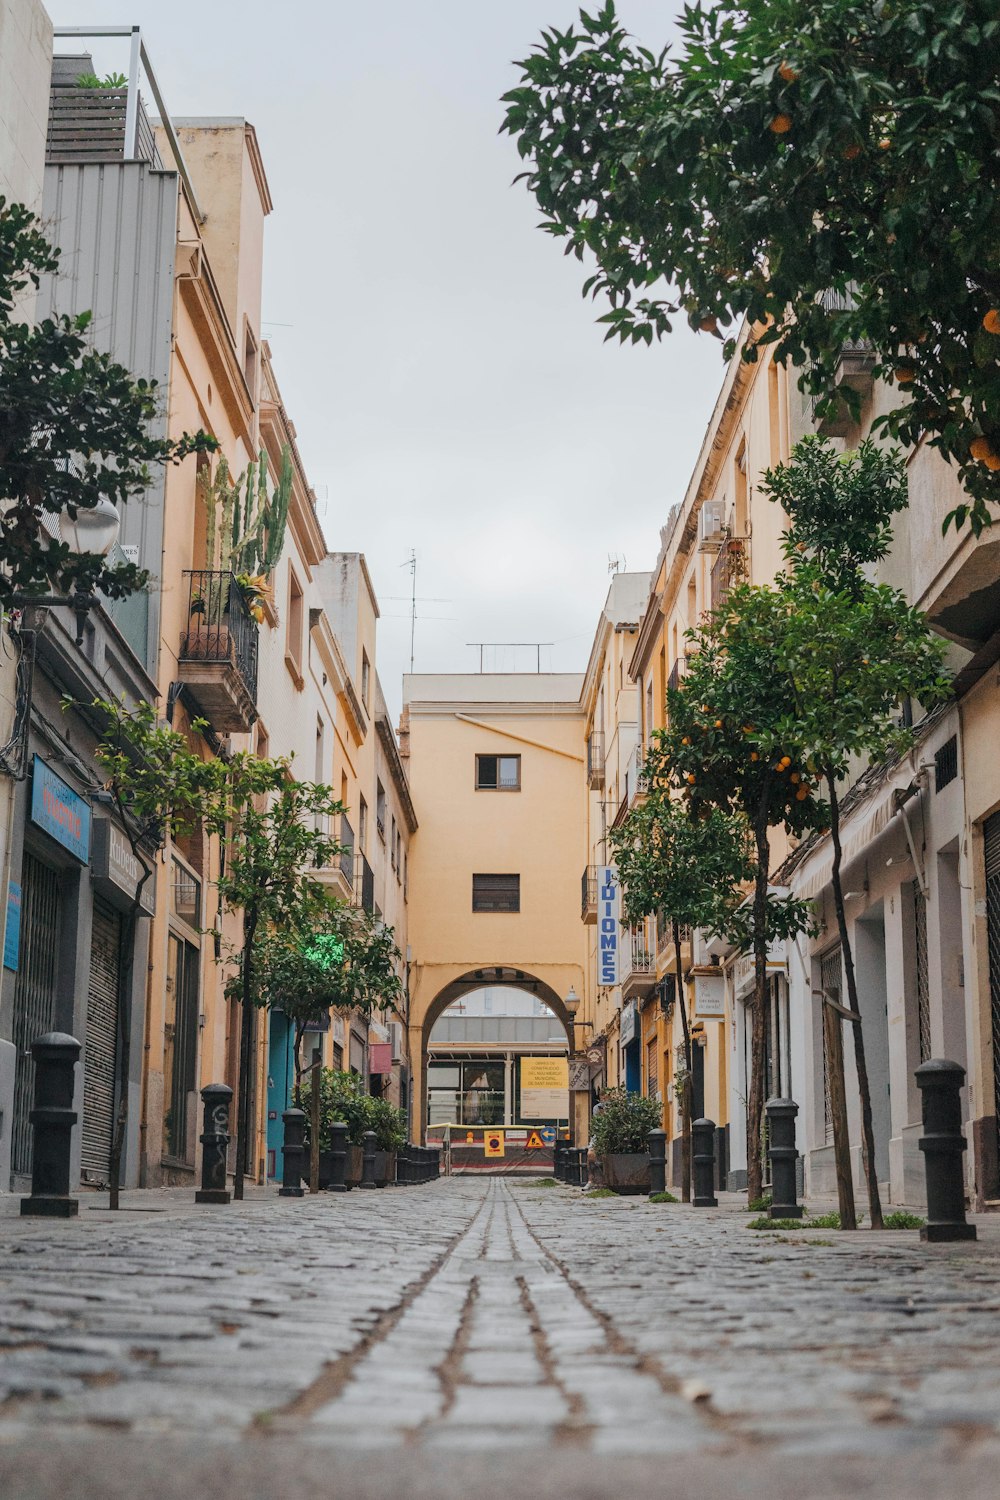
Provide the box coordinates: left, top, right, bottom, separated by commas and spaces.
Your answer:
358, 795, 368, 853
472, 873, 520, 913
243, 324, 257, 402
390, 815, 397, 869
646, 1037, 659, 1099
361, 650, 370, 709
376, 780, 386, 839
475, 754, 521, 791
396, 830, 402, 882
286, 565, 304, 685
935, 736, 958, 792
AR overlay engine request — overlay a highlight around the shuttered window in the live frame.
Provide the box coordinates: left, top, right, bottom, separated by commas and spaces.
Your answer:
81, 898, 122, 1183
984, 813, 1000, 1154
472, 874, 520, 913
11, 854, 61, 1176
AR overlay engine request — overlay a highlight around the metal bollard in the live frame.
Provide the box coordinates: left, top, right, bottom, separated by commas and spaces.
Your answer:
431, 1147, 440, 1180
692, 1117, 718, 1207
765, 1098, 803, 1219
20, 1032, 81, 1218
195, 1083, 232, 1204
916, 1059, 976, 1242
648, 1128, 667, 1196
279, 1108, 306, 1198
553, 1141, 565, 1182
327, 1121, 349, 1193
395, 1141, 410, 1185
360, 1129, 378, 1189
573, 1147, 586, 1187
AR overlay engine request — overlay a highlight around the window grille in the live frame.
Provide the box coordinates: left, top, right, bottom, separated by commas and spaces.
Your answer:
935, 736, 958, 792
913, 880, 931, 1064
820, 948, 842, 1147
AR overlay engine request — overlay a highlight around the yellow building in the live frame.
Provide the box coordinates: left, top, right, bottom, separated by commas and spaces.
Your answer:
402, 672, 587, 1142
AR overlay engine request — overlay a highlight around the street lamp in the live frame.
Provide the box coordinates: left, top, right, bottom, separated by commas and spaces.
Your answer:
564, 984, 580, 1054
58, 495, 122, 559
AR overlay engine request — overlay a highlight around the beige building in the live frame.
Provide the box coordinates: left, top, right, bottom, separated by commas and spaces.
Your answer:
402, 673, 586, 1141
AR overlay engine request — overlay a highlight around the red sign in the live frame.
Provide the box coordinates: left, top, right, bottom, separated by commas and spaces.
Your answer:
369, 1043, 392, 1075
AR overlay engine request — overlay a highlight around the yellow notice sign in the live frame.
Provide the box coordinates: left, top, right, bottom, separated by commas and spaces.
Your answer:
520, 1057, 569, 1090
484, 1130, 505, 1159
527, 1131, 545, 1150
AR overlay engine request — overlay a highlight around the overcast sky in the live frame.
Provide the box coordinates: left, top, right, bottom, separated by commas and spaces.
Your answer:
48, 2, 725, 715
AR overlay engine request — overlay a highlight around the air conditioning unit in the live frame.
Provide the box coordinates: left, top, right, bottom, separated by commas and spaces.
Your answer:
699, 500, 725, 545
390, 1022, 405, 1063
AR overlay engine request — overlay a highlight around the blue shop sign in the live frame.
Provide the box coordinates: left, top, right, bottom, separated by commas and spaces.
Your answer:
31, 756, 91, 862
4, 882, 21, 971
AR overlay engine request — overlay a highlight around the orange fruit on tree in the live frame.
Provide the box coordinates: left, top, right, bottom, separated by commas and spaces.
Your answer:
970, 436, 994, 462
796, 787, 808, 801
986, 453, 1000, 472
715, 719, 723, 728
686, 772, 696, 785
682, 736, 691, 745
769, 114, 792, 135
895, 366, 915, 385
983, 309, 1000, 335
790, 771, 801, 783
878, 138, 891, 151
842, 144, 861, 161
699, 315, 719, 334
778, 61, 798, 83
750, 752, 759, 762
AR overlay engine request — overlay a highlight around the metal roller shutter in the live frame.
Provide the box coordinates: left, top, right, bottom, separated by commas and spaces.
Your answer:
985, 813, 1000, 1151
11, 854, 61, 1177
81, 897, 121, 1183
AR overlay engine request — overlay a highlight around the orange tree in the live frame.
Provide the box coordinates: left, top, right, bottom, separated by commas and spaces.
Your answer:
759, 438, 951, 1227
660, 595, 819, 1204
502, 1, 1000, 532
610, 765, 751, 1199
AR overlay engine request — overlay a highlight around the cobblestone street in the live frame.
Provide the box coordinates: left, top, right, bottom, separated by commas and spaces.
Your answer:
2, 1178, 1000, 1497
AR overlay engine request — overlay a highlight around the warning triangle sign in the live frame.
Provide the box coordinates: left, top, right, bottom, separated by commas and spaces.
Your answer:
527, 1131, 545, 1149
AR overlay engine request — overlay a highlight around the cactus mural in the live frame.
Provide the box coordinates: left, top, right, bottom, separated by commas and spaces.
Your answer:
199, 444, 293, 582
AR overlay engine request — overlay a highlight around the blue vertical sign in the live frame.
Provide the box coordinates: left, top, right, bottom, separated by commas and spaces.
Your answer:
598, 864, 620, 987
4, 881, 21, 971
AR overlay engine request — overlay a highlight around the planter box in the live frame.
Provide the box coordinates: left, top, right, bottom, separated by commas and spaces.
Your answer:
345, 1144, 363, 1188
599, 1152, 650, 1195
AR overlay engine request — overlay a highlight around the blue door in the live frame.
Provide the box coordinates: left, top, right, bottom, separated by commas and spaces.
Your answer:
266, 1011, 294, 1179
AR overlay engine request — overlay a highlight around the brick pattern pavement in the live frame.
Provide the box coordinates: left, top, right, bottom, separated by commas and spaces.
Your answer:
1, 1177, 999, 1475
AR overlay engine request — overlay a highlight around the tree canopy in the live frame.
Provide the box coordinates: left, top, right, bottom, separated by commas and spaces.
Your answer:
0, 198, 213, 603
502, 0, 1000, 532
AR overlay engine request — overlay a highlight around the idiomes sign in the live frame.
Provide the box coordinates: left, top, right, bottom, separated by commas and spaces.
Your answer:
598, 865, 620, 987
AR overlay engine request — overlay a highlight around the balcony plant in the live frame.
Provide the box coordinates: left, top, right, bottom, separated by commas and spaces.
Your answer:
589, 1086, 661, 1195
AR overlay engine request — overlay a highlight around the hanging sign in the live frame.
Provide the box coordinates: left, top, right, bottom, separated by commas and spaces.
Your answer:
3, 881, 21, 971
597, 865, 620, 986
693, 970, 726, 1020
31, 757, 90, 862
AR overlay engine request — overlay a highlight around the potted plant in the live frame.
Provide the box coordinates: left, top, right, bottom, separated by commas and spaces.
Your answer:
368, 1096, 407, 1187
590, 1087, 662, 1195
300, 1069, 372, 1188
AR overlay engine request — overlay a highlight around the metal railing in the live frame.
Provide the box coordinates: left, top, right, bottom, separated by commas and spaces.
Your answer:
622, 931, 655, 983
180, 570, 259, 703
581, 866, 598, 921
338, 815, 355, 886
710, 535, 750, 612
357, 852, 375, 914
587, 731, 605, 788
628, 744, 649, 802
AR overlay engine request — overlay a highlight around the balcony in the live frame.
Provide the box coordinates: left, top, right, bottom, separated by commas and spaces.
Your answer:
318, 814, 355, 901
581, 866, 598, 924
710, 535, 750, 612
47, 63, 164, 168
357, 851, 375, 914
587, 731, 605, 790
178, 571, 258, 732
621, 931, 656, 999
814, 287, 875, 436
628, 744, 649, 804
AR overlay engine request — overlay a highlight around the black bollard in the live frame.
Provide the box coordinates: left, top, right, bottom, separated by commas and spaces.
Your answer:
327, 1121, 349, 1193
396, 1143, 410, 1185
916, 1059, 976, 1242
279, 1108, 306, 1198
360, 1129, 378, 1189
648, 1128, 667, 1196
553, 1141, 565, 1182
195, 1083, 232, 1204
20, 1032, 81, 1218
765, 1098, 803, 1219
431, 1147, 440, 1180
692, 1117, 718, 1207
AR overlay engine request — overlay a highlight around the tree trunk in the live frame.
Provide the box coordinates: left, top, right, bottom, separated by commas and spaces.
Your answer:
822, 998, 856, 1229
746, 796, 771, 1206
826, 770, 884, 1229
233, 909, 258, 1202
673, 920, 692, 1203
107, 907, 137, 1211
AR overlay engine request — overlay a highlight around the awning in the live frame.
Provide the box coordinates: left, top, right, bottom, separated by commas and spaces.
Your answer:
793, 765, 920, 901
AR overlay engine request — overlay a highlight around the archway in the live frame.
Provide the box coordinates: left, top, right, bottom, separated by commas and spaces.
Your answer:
408, 965, 586, 1146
